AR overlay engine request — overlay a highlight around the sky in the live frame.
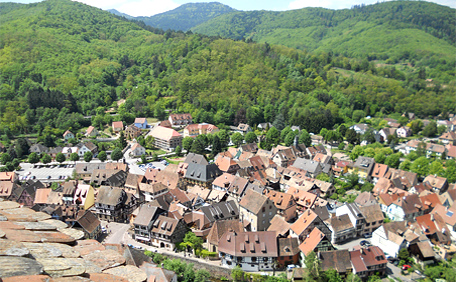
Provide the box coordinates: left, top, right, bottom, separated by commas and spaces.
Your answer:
2, 0, 455, 17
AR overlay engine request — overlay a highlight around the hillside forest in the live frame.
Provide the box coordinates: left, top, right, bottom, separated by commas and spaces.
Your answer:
0, 0, 455, 145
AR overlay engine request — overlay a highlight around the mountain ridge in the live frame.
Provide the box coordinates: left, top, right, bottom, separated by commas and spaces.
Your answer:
107, 2, 236, 31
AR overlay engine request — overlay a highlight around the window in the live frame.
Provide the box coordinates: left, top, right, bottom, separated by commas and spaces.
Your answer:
262, 207, 265, 212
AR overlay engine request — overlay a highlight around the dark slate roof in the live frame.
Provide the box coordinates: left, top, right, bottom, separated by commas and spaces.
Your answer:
320, 249, 352, 272
184, 163, 222, 182
76, 210, 100, 234
134, 204, 162, 226
313, 205, 331, 221
199, 200, 239, 222
106, 170, 128, 187
292, 158, 321, 174
183, 153, 208, 165
96, 186, 125, 206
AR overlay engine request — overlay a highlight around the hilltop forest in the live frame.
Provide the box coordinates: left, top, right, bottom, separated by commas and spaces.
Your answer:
0, 0, 455, 142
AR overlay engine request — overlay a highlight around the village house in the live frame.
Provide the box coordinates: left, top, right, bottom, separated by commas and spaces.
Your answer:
125, 124, 142, 140
239, 189, 277, 232
184, 163, 222, 188
206, 219, 244, 253
277, 237, 301, 267
329, 214, 356, 244
423, 175, 449, 194
130, 143, 146, 157
148, 126, 183, 152
383, 194, 425, 222
74, 210, 102, 240
74, 163, 106, 182
85, 126, 98, 137
336, 203, 366, 237
218, 230, 278, 272
112, 121, 124, 133
370, 163, 389, 184
370, 221, 411, 257
183, 123, 219, 137
319, 249, 352, 278
77, 141, 98, 157
73, 184, 95, 210
347, 156, 375, 183
95, 186, 130, 222
272, 147, 297, 168
292, 158, 322, 178
232, 123, 252, 134
133, 205, 166, 245
264, 189, 297, 222
149, 215, 188, 251
215, 156, 240, 174
134, 117, 148, 129
299, 227, 334, 257
168, 113, 192, 127
396, 126, 411, 138
63, 130, 75, 141
290, 209, 332, 242
379, 127, 397, 143
350, 246, 388, 280
439, 131, 456, 145
189, 200, 239, 238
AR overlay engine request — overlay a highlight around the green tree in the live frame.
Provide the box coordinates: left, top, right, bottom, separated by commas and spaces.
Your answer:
118, 131, 127, 149
266, 127, 280, 146
83, 151, 93, 162
374, 152, 386, 164
398, 248, 410, 262
385, 153, 401, 168
70, 152, 79, 163
406, 151, 419, 161
145, 136, 155, 149
272, 113, 285, 130
281, 126, 292, 142
211, 135, 222, 158
231, 132, 244, 147
111, 148, 123, 161
445, 160, 456, 183
175, 145, 182, 157
345, 129, 359, 145
316, 173, 330, 182
141, 154, 147, 164
98, 151, 107, 162
28, 152, 40, 164
410, 156, 429, 177
56, 152, 66, 163
304, 251, 322, 281
345, 273, 362, 282
399, 159, 412, 171
422, 121, 438, 137
410, 120, 424, 135
216, 130, 230, 147
195, 269, 211, 282
183, 231, 203, 253
429, 160, 444, 176
231, 266, 245, 282
350, 145, 364, 160
182, 137, 194, 153
41, 154, 51, 164
244, 131, 257, 144
325, 269, 343, 282
285, 131, 298, 146
1, 153, 11, 165
437, 125, 447, 135
352, 110, 365, 122
299, 129, 311, 146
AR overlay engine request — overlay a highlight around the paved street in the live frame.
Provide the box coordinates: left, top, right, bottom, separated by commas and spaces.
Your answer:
334, 237, 370, 250
104, 222, 131, 245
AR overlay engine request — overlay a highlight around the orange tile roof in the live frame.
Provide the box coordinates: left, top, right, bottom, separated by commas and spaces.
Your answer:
34, 188, 52, 205
299, 227, 325, 255
290, 209, 318, 236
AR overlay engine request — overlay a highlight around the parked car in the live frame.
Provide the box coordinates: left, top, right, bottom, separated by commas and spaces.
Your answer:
402, 265, 411, 270
287, 265, 298, 271
360, 240, 371, 247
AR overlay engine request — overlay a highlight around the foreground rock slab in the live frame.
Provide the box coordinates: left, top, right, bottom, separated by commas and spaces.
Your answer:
103, 265, 147, 282
0, 256, 44, 277
0, 239, 30, 256
36, 258, 86, 277
82, 249, 126, 270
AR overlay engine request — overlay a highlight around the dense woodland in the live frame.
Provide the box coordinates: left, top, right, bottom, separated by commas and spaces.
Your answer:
0, 0, 455, 142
